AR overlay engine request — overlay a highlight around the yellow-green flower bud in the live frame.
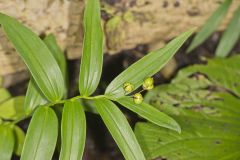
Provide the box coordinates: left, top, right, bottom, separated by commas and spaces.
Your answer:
133, 93, 143, 104
123, 82, 134, 93
143, 77, 154, 90
145, 84, 154, 90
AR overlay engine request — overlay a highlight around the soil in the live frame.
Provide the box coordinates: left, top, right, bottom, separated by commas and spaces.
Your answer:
9, 32, 240, 160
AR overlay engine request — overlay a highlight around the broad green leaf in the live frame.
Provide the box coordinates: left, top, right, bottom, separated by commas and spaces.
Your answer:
79, 0, 104, 96
43, 34, 67, 81
145, 56, 240, 117
60, 100, 86, 160
146, 84, 240, 121
13, 126, 25, 156
24, 80, 48, 115
216, 5, 240, 57
117, 97, 181, 133
172, 55, 240, 97
0, 125, 14, 160
136, 55, 240, 159
187, 0, 232, 53
94, 98, 146, 160
135, 117, 240, 160
144, 81, 215, 116
21, 106, 58, 160
0, 13, 65, 102
0, 96, 25, 120
0, 88, 11, 104
105, 29, 194, 98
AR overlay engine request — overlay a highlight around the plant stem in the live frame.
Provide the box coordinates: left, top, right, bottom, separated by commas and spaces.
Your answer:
9, 94, 117, 125
12, 115, 30, 125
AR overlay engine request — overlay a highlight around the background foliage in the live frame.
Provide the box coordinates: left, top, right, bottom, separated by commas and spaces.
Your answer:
135, 55, 240, 160
188, 0, 240, 57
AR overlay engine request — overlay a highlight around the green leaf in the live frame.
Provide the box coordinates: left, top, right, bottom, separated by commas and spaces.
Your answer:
0, 13, 65, 102
60, 100, 86, 160
187, 0, 232, 53
105, 29, 194, 98
0, 96, 25, 120
0, 88, 11, 104
144, 56, 240, 117
117, 97, 181, 133
216, 5, 240, 57
136, 55, 240, 159
24, 80, 48, 115
13, 126, 25, 156
0, 125, 14, 160
94, 98, 146, 160
24, 34, 67, 114
43, 34, 67, 81
173, 55, 240, 97
79, 0, 104, 96
21, 106, 58, 160
135, 116, 240, 160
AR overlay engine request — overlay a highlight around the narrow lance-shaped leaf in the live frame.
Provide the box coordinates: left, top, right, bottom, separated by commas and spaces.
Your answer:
13, 126, 25, 156
105, 29, 194, 98
60, 100, 86, 160
94, 98, 146, 160
24, 34, 67, 114
21, 107, 58, 160
117, 97, 181, 133
24, 80, 48, 115
79, 0, 104, 96
216, 5, 240, 57
0, 125, 14, 160
43, 34, 67, 81
0, 13, 65, 102
135, 120, 240, 160
187, 0, 232, 53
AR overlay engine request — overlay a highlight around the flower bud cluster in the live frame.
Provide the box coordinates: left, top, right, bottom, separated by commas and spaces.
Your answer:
123, 77, 154, 104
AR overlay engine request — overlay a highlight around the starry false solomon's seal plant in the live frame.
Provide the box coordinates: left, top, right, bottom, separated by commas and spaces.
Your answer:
0, 0, 194, 159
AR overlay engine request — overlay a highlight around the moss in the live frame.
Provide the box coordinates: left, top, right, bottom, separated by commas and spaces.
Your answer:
106, 15, 122, 31
106, 16, 125, 50
101, 3, 117, 16
136, 0, 146, 6
123, 11, 134, 23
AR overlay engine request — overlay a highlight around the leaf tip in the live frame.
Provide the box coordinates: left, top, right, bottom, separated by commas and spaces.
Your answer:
176, 126, 181, 134
185, 27, 197, 54
186, 45, 194, 54
190, 27, 197, 33
172, 121, 181, 134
